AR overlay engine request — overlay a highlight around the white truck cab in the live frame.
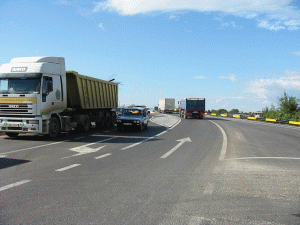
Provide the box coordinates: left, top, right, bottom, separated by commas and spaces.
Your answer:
0, 57, 67, 137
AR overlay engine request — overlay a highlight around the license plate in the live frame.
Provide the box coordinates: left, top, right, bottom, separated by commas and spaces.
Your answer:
123, 123, 132, 125
193, 111, 198, 113
8, 124, 18, 127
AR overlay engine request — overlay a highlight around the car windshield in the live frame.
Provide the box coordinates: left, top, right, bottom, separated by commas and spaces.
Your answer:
0, 78, 41, 94
123, 109, 142, 116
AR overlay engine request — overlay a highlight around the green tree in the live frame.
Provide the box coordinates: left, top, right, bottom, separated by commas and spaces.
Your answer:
217, 109, 228, 114
278, 91, 299, 114
230, 109, 239, 114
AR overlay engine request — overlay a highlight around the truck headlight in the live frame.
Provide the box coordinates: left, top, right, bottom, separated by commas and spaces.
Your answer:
117, 120, 121, 123
134, 120, 139, 123
26, 120, 39, 124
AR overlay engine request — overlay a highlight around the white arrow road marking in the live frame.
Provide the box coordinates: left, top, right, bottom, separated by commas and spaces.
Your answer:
0, 180, 31, 192
160, 137, 192, 158
62, 137, 117, 159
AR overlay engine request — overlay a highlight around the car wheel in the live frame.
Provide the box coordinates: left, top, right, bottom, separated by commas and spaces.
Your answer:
139, 123, 143, 132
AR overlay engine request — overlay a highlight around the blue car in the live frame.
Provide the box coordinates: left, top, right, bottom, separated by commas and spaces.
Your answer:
116, 107, 149, 132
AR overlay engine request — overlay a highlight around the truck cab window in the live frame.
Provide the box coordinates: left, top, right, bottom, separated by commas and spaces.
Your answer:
42, 76, 53, 95
42, 76, 53, 102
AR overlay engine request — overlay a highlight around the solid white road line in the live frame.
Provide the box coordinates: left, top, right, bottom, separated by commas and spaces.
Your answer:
1, 140, 71, 155
92, 134, 155, 139
225, 157, 300, 160
155, 131, 167, 137
0, 180, 31, 192
209, 120, 227, 161
71, 137, 116, 149
95, 153, 111, 159
203, 182, 215, 195
0, 155, 7, 158
121, 136, 156, 150
55, 164, 81, 172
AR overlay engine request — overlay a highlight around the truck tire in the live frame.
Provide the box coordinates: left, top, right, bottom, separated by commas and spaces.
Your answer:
105, 112, 111, 127
184, 112, 187, 119
6, 132, 19, 138
145, 122, 148, 129
82, 115, 91, 132
96, 111, 105, 129
48, 117, 61, 139
111, 111, 117, 125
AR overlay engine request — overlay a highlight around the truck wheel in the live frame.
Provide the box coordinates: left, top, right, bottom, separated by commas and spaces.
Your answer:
6, 132, 19, 138
145, 122, 148, 129
96, 112, 105, 129
111, 111, 117, 125
82, 115, 91, 132
105, 112, 111, 127
184, 112, 187, 119
48, 117, 61, 139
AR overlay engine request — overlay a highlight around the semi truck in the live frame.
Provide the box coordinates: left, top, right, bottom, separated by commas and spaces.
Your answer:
0, 56, 118, 138
178, 98, 205, 119
158, 98, 175, 113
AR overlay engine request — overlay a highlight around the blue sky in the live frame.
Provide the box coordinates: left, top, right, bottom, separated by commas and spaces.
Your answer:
1, 0, 300, 112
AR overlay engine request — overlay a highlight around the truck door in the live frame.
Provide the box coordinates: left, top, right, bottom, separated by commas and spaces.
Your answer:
41, 75, 64, 116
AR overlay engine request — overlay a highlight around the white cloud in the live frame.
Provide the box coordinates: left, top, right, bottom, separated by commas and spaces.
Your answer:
290, 51, 300, 56
169, 13, 180, 21
258, 20, 285, 31
219, 74, 237, 82
98, 23, 105, 30
193, 76, 207, 79
245, 70, 300, 98
93, 0, 300, 30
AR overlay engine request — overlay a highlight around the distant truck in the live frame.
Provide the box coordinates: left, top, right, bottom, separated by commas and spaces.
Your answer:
0, 57, 118, 138
179, 98, 205, 119
158, 98, 175, 113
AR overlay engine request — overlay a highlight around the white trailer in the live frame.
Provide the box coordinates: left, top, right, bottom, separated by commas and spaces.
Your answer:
158, 98, 175, 113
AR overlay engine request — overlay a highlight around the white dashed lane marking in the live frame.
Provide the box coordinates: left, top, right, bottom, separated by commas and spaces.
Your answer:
0, 180, 31, 192
95, 153, 111, 159
55, 164, 81, 172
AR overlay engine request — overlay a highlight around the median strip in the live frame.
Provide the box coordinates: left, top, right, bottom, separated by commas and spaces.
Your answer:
266, 118, 277, 122
289, 121, 300, 125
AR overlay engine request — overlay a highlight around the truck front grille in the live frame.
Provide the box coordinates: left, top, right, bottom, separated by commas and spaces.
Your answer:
0, 104, 34, 115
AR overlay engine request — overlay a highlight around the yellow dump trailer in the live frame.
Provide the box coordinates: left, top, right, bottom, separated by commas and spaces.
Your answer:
66, 71, 118, 109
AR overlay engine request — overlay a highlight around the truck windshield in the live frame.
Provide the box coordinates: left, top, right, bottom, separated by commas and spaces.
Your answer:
0, 78, 41, 94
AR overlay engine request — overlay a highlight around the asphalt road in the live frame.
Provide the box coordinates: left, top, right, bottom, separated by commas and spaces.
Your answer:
0, 114, 300, 224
